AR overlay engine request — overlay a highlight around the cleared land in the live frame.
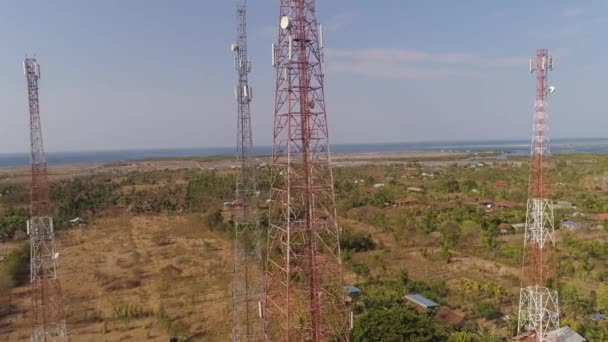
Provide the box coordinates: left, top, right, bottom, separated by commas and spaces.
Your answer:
1, 151, 608, 340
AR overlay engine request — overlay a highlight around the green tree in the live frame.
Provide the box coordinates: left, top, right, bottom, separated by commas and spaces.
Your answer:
0, 243, 30, 289
481, 220, 499, 253
439, 222, 461, 263
352, 303, 447, 341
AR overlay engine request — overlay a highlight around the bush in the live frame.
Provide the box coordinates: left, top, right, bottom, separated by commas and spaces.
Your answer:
352, 298, 447, 341
111, 303, 152, 321
203, 209, 229, 232
186, 171, 234, 212
0, 243, 30, 288
0, 207, 28, 239
341, 228, 375, 252
475, 301, 500, 320
157, 306, 186, 337
352, 264, 371, 278
51, 176, 118, 225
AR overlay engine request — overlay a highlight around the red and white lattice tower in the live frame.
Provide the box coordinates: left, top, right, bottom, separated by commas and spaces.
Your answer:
24, 58, 68, 341
517, 49, 560, 341
265, 1, 349, 340
231, 0, 264, 341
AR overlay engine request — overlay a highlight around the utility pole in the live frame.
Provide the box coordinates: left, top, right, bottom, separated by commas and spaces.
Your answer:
231, 1, 264, 340
24, 58, 68, 341
517, 49, 560, 341
265, 1, 349, 340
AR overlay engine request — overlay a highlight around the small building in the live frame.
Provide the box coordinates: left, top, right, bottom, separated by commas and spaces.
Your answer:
512, 223, 526, 232
545, 326, 585, 342
404, 294, 439, 312
561, 221, 580, 231
587, 213, 608, 221
13, 229, 26, 241
344, 285, 362, 303
407, 187, 424, 193
479, 200, 495, 208
555, 201, 576, 210
494, 180, 507, 188
593, 312, 605, 321
373, 183, 385, 188
590, 224, 604, 231
496, 201, 516, 209
394, 198, 418, 207
434, 306, 464, 328
69, 217, 87, 227
498, 223, 512, 235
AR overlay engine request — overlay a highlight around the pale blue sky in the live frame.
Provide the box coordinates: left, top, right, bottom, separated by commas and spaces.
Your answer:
0, 0, 606, 152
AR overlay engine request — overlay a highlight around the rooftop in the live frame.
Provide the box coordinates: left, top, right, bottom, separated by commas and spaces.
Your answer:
546, 326, 585, 342
588, 213, 608, 221
404, 294, 439, 309
344, 285, 362, 294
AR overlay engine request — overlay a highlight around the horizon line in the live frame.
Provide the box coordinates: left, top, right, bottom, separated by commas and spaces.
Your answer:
0, 136, 606, 155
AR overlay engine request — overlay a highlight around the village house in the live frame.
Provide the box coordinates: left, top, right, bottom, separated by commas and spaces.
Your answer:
393, 197, 418, 207
545, 327, 586, 342
586, 213, 608, 221
404, 294, 439, 313
554, 200, 576, 210
561, 221, 581, 231
512, 223, 526, 232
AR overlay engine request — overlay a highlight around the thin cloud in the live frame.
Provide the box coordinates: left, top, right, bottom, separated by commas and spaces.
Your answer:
324, 11, 355, 32
562, 8, 584, 17
325, 48, 526, 80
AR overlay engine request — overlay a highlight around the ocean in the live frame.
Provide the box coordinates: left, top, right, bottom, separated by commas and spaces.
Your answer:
1, 138, 607, 168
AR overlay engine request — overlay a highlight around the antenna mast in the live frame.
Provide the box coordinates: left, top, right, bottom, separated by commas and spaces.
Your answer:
231, 0, 264, 340
24, 58, 68, 341
517, 49, 560, 341
265, 0, 349, 340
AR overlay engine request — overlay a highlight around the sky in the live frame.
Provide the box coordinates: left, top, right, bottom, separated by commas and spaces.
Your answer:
0, 0, 606, 153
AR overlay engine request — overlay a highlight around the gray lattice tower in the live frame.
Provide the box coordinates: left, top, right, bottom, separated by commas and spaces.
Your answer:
231, 1, 264, 341
24, 58, 67, 341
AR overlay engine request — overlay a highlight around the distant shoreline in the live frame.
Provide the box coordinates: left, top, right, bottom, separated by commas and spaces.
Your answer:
1, 138, 608, 168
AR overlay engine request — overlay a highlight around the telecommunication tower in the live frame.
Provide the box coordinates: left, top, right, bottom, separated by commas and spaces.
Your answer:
265, 1, 349, 340
230, 0, 264, 341
23, 58, 68, 341
516, 49, 560, 341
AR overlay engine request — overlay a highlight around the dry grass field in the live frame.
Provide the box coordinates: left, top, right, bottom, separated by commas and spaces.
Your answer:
1, 214, 234, 341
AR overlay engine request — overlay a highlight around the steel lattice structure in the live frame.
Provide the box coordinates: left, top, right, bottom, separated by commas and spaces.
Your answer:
517, 49, 560, 341
231, 1, 264, 341
265, 1, 348, 340
24, 58, 68, 341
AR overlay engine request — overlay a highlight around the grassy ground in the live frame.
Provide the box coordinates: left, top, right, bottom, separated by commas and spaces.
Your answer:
2, 153, 608, 339
0, 214, 233, 341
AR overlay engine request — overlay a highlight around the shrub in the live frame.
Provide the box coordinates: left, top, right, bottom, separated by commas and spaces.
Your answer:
0, 207, 28, 239
340, 228, 376, 252
111, 303, 152, 321
475, 301, 500, 320
186, 171, 234, 212
203, 209, 229, 232
0, 243, 30, 287
157, 306, 186, 337
51, 176, 118, 225
352, 298, 448, 341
